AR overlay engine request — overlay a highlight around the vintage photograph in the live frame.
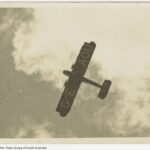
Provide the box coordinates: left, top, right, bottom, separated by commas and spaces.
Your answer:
0, 3, 150, 139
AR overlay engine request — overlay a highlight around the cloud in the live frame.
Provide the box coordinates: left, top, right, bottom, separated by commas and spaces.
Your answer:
10, 6, 150, 137
15, 118, 54, 138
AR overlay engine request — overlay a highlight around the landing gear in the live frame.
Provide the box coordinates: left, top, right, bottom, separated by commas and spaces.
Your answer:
60, 111, 67, 117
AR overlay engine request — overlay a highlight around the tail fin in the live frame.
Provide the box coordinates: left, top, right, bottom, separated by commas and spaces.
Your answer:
98, 80, 111, 99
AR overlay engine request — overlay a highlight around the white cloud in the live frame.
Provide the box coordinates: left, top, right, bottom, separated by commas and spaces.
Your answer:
12, 5, 150, 136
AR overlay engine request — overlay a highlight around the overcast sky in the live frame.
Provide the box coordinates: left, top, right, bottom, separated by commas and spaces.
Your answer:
1, 4, 150, 138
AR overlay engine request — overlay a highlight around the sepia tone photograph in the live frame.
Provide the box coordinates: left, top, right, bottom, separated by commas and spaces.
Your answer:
0, 2, 150, 142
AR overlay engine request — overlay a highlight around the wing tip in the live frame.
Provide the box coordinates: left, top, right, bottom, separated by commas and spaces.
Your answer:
90, 41, 96, 48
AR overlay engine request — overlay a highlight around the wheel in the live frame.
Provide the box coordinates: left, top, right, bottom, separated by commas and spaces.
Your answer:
60, 111, 67, 117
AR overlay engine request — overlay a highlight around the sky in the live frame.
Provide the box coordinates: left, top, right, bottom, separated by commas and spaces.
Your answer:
1, 4, 150, 137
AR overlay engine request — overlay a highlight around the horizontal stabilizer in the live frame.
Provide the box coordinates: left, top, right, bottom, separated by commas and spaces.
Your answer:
98, 80, 111, 99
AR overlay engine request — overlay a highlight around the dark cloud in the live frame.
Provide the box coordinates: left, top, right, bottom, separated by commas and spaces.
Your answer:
0, 9, 119, 137
0, 8, 59, 137
0, 8, 150, 138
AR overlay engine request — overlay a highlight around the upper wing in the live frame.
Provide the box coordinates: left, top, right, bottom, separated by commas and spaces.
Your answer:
72, 41, 96, 76
56, 41, 96, 116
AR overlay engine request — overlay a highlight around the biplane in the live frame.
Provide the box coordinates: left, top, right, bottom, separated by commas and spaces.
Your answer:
56, 42, 111, 117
